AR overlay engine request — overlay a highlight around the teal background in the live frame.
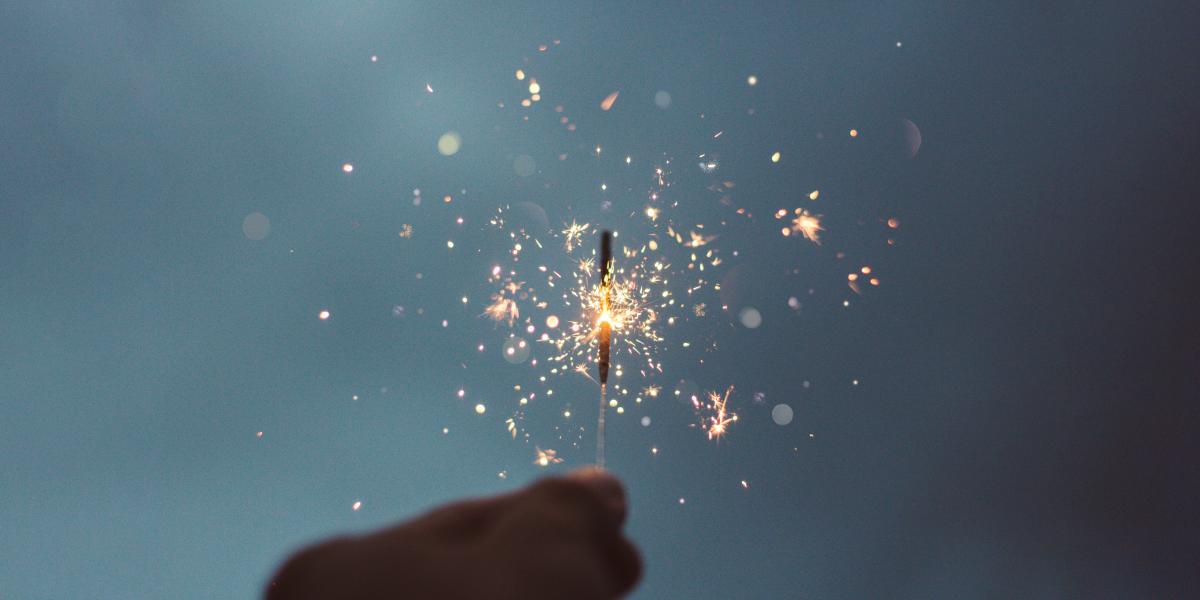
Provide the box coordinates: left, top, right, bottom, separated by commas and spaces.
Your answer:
2, 2, 1197, 598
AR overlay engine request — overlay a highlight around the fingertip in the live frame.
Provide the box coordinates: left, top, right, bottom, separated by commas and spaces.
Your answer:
566, 467, 627, 526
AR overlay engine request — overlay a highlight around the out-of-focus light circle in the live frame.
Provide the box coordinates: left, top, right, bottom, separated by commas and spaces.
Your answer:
673, 379, 700, 403
747, 75, 758, 86
902, 118, 922, 158
545, 315, 559, 328
342, 163, 354, 173
654, 90, 672, 109
242, 212, 270, 240
772, 403, 794, 426
474, 403, 486, 415
318, 310, 331, 321
787, 297, 801, 310
641, 416, 651, 427
502, 337, 531, 364
739, 307, 762, 329
437, 131, 462, 156
514, 154, 536, 177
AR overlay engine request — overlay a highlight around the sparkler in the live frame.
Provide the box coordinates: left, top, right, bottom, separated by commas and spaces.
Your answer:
597, 230, 613, 468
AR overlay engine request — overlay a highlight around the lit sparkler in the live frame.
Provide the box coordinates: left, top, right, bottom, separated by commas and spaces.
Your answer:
597, 230, 613, 468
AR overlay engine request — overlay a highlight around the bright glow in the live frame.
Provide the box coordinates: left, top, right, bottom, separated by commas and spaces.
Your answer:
437, 131, 462, 156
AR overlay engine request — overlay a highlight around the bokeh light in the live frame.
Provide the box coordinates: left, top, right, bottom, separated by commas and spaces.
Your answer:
739, 307, 762, 329
513, 154, 536, 177
654, 90, 672, 109
241, 212, 270, 240
437, 131, 462, 156
771, 403, 793, 426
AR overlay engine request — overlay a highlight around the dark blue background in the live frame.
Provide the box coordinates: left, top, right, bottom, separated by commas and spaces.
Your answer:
2, 2, 1197, 598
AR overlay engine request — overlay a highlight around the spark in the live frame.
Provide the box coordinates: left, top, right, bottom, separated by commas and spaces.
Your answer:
685, 231, 717, 248
482, 293, 520, 326
398, 224, 413, 238
791, 210, 824, 244
696, 385, 738, 441
534, 447, 563, 467
578, 257, 595, 277
562, 220, 590, 253
600, 91, 620, 111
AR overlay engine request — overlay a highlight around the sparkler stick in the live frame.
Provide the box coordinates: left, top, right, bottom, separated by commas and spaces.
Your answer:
597, 231, 613, 468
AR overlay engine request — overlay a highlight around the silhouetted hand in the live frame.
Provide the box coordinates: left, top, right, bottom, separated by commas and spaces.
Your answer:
266, 468, 641, 599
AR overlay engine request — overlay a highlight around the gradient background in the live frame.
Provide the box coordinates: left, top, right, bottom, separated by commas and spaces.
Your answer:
2, 2, 1198, 598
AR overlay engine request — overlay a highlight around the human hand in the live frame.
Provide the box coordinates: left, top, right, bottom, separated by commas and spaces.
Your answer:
266, 467, 641, 599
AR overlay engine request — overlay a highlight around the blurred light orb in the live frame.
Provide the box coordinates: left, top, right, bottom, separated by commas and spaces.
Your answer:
318, 310, 331, 321
654, 90, 672, 109
772, 403, 794, 426
739, 306, 762, 329
474, 403, 486, 415
502, 337, 531, 364
641, 416, 651, 427
341, 163, 354, 173
514, 154, 536, 177
787, 296, 801, 310
545, 315, 560, 328
747, 74, 758, 86
673, 379, 700, 403
242, 212, 270, 240
437, 131, 462, 156
902, 118, 922, 158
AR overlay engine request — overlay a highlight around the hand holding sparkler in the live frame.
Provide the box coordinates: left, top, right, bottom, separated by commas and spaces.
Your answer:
267, 468, 641, 600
